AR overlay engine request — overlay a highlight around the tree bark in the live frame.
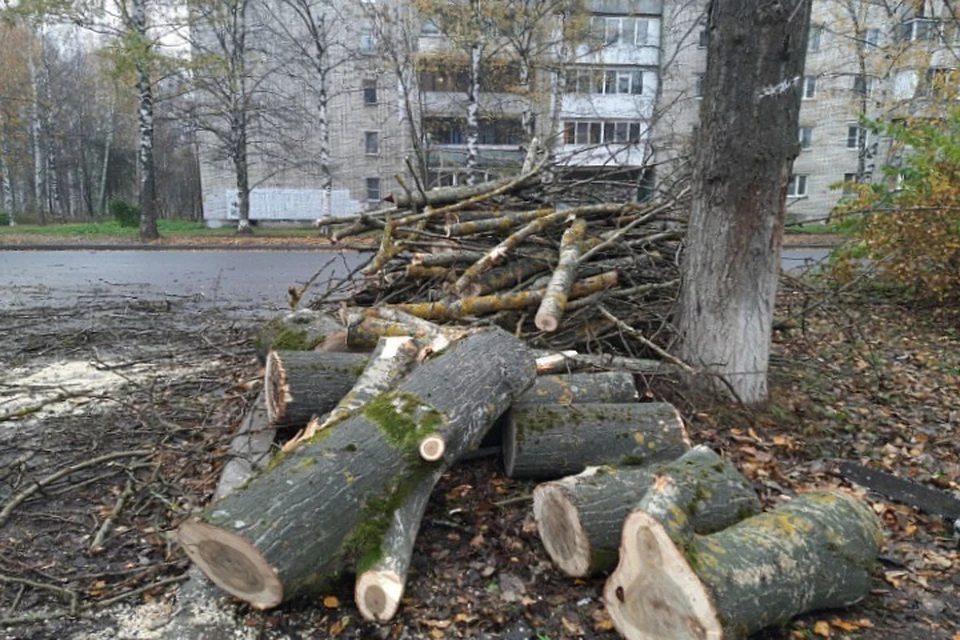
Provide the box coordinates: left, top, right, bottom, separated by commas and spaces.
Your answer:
502, 402, 688, 479
604, 491, 882, 640
264, 351, 368, 426
179, 329, 535, 609
535, 218, 587, 332
533, 446, 760, 577
131, 0, 159, 240
520, 371, 637, 406
676, 0, 812, 403
255, 310, 347, 362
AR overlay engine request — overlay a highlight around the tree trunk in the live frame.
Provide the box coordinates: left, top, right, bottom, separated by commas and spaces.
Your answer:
465, 28, 481, 186
28, 48, 45, 222
535, 218, 587, 332
264, 351, 369, 426
0, 113, 13, 222
234, 125, 252, 234
519, 371, 637, 406
676, 0, 811, 403
604, 491, 882, 640
131, 0, 159, 241
98, 92, 115, 216
502, 402, 688, 479
533, 446, 760, 577
179, 329, 535, 609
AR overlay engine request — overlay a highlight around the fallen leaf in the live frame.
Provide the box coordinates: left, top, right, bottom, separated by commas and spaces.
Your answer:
813, 620, 831, 637
323, 595, 340, 609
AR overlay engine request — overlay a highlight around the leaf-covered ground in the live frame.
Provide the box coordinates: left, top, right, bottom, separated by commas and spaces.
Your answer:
1, 261, 958, 640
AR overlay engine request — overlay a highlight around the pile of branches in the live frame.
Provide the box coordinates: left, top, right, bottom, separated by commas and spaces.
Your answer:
313, 147, 691, 367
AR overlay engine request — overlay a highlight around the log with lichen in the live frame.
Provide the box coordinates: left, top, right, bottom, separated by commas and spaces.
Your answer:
502, 402, 689, 479
532, 446, 760, 577
178, 329, 535, 609
603, 490, 882, 640
535, 218, 587, 332
264, 351, 369, 426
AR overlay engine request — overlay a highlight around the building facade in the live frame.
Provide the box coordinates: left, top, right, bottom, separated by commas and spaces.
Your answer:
195, 0, 960, 226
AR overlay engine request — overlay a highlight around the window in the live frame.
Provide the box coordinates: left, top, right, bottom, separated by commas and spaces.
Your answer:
426, 117, 522, 145
899, 18, 942, 42
847, 126, 866, 149
634, 19, 651, 45
922, 67, 957, 97
787, 174, 808, 197
563, 120, 642, 145
363, 80, 377, 105
852, 75, 873, 97
359, 27, 377, 52
799, 126, 813, 150
698, 28, 709, 48
694, 73, 705, 98
802, 76, 817, 99
808, 26, 822, 51
364, 131, 379, 155
842, 173, 858, 195
604, 17, 623, 44
565, 68, 644, 95
865, 28, 880, 48
420, 19, 441, 36
366, 177, 381, 202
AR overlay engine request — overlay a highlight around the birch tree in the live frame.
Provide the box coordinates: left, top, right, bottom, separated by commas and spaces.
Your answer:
676, 0, 812, 403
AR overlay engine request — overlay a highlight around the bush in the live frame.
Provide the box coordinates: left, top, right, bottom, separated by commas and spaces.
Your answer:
831, 110, 960, 302
0, 212, 9, 227
110, 199, 141, 228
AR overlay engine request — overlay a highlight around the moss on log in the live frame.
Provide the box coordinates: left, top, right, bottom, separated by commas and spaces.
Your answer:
178, 329, 535, 609
254, 310, 345, 363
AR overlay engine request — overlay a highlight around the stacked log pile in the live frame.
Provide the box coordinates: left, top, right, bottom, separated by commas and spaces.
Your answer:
309, 151, 689, 368
178, 166, 883, 637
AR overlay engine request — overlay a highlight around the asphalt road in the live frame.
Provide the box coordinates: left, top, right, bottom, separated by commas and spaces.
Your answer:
0, 249, 368, 316
0, 247, 832, 315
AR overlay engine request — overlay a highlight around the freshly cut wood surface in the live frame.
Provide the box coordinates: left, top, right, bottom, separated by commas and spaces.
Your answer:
604, 490, 882, 639
179, 329, 535, 609
533, 446, 759, 577
264, 351, 367, 426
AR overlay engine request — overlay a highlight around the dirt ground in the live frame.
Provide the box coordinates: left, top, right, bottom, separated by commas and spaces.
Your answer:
1, 250, 958, 640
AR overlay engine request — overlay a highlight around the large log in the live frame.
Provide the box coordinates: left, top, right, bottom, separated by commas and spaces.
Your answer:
263, 351, 367, 426
604, 491, 882, 640
502, 402, 688, 479
178, 329, 535, 609
254, 310, 347, 362
533, 446, 760, 577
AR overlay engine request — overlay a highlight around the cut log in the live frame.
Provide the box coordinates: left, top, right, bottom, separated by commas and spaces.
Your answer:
604, 490, 882, 640
502, 402, 688, 479
355, 465, 439, 622
281, 337, 420, 452
479, 372, 638, 453
178, 329, 535, 609
521, 371, 637, 406
254, 310, 346, 362
533, 446, 760, 577
263, 351, 367, 426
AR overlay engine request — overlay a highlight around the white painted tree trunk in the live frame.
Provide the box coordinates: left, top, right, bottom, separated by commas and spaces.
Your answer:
676, 0, 812, 404
465, 39, 481, 186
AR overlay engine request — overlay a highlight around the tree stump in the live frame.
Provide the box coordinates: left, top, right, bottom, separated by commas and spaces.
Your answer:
533, 446, 760, 577
264, 351, 367, 426
178, 329, 535, 609
604, 491, 882, 639
502, 402, 688, 479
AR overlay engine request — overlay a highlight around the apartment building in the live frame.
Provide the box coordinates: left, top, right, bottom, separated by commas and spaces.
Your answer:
196, 0, 959, 226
